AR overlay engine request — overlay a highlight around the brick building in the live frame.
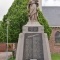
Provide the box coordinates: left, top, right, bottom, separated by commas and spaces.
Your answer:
42, 6, 60, 53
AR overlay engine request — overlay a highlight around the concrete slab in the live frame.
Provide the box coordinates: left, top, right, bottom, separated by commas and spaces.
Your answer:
0, 52, 12, 60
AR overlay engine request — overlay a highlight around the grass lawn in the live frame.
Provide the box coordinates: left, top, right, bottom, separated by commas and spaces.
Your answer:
8, 53, 60, 60
51, 53, 60, 60
8, 57, 15, 60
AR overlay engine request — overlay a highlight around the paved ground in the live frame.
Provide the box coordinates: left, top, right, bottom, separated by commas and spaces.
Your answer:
0, 52, 12, 60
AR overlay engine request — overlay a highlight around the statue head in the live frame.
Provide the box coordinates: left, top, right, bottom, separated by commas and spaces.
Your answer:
28, 0, 38, 7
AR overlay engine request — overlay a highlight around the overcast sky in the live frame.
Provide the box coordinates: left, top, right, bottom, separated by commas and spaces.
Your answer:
0, 0, 60, 21
0, 0, 14, 21
42, 0, 60, 6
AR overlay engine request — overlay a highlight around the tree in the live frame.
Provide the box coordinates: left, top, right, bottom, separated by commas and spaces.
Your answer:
0, 21, 5, 42
2, 0, 51, 42
38, 10, 51, 38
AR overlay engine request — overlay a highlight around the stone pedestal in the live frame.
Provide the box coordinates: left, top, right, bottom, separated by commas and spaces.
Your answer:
16, 21, 51, 60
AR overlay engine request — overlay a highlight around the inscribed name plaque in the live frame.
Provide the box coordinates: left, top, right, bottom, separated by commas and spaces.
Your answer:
23, 33, 44, 60
28, 27, 38, 32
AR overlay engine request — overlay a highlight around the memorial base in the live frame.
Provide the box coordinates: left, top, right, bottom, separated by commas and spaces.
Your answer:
16, 21, 51, 60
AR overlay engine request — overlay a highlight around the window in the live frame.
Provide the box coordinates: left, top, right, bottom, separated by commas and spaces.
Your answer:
55, 31, 60, 43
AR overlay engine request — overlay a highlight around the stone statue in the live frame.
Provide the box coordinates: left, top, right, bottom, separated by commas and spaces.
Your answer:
28, 0, 38, 21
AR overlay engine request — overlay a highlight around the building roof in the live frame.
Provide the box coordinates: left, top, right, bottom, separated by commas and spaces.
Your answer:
42, 6, 60, 27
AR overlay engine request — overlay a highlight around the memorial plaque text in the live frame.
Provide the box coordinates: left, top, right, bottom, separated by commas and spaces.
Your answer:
28, 27, 38, 32
23, 33, 44, 60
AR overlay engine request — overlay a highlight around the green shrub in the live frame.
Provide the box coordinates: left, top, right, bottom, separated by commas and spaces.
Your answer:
2, 0, 51, 42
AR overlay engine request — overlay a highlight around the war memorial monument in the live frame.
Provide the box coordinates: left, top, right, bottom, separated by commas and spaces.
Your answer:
16, 0, 51, 60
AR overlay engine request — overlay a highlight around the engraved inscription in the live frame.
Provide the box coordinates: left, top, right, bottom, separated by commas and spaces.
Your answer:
28, 27, 38, 32
23, 33, 44, 60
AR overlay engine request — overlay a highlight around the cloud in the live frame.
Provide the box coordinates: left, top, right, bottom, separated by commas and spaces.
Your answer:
0, 0, 14, 20
42, 0, 60, 6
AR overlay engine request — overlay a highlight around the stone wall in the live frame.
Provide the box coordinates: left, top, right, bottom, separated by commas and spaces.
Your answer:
0, 43, 16, 52
0, 43, 6, 52
49, 27, 60, 53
